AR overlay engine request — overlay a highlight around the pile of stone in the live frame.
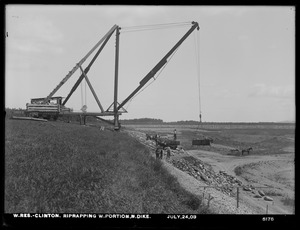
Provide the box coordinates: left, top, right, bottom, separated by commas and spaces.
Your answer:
169, 157, 243, 197
170, 156, 275, 201
242, 186, 273, 201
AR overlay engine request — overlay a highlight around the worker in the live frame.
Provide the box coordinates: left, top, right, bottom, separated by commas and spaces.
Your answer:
166, 147, 171, 160
159, 147, 164, 159
155, 147, 161, 160
155, 134, 158, 145
174, 129, 177, 140
155, 134, 160, 146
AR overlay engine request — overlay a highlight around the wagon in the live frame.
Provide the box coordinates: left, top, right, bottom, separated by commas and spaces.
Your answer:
157, 138, 180, 150
192, 139, 211, 146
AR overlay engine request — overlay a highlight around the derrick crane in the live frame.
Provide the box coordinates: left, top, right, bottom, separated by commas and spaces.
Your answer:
25, 21, 200, 129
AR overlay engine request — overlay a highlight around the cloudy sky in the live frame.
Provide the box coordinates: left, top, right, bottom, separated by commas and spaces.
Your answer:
5, 5, 295, 122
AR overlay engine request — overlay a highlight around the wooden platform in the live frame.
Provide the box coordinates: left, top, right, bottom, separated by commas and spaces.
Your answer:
60, 111, 123, 117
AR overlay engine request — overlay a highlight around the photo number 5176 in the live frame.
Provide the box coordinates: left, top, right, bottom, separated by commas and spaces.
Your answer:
262, 217, 274, 221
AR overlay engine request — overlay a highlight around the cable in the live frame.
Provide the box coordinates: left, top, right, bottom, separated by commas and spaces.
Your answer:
80, 79, 84, 108
124, 46, 181, 110
194, 29, 201, 123
121, 22, 191, 34
121, 21, 191, 30
121, 21, 198, 111
121, 24, 190, 34
85, 77, 87, 107
80, 69, 87, 110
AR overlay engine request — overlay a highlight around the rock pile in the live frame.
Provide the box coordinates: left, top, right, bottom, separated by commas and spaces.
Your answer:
241, 185, 273, 201
169, 157, 243, 197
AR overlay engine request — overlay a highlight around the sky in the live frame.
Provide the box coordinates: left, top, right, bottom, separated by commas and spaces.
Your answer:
5, 5, 295, 122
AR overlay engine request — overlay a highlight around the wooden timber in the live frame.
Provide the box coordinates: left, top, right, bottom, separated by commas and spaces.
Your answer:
61, 111, 123, 116
11, 116, 48, 122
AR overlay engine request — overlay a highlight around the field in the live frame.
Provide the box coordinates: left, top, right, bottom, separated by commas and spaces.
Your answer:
125, 123, 295, 154
5, 119, 210, 214
124, 122, 295, 214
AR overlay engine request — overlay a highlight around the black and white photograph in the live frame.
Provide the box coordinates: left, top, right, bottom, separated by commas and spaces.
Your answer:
4, 4, 295, 228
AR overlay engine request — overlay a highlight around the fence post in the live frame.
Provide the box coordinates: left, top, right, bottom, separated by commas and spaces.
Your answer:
236, 187, 239, 209
207, 194, 210, 207
207, 193, 213, 208
202, 187, 206, 204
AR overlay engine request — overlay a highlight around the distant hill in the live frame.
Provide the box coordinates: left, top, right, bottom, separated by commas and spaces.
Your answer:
120, 118, 295, 126
277, 120, 295, 123
120, 118, 163, 124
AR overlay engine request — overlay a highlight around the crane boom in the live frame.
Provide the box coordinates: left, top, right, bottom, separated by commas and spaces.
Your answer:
117, 21, 199, 111
62, 28, 115, 106
43, 24, 118, 103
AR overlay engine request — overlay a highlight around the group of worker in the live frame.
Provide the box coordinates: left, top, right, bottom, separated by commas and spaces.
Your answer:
155, 146, 171, 160
154, 129, 177, 160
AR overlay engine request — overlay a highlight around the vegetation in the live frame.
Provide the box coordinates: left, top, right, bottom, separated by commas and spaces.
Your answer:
281, 196, 294, 207
120, 118, 163, 124
264, 189, 282, 197
5, 107, 25, 118
5, 119, 209, 213
234, 166, 243, 176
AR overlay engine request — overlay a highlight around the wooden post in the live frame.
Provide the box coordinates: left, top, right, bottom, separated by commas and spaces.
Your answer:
11, 116, 48, 122
207, 194, 211, 207
207, 193, 213, 208
113, 26, 120, 130
79, 115, 86, 125
237, 187, 239, 209
202, 191, 205, 204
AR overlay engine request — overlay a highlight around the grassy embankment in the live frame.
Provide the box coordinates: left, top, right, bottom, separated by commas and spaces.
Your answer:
5, 119, 209, 213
